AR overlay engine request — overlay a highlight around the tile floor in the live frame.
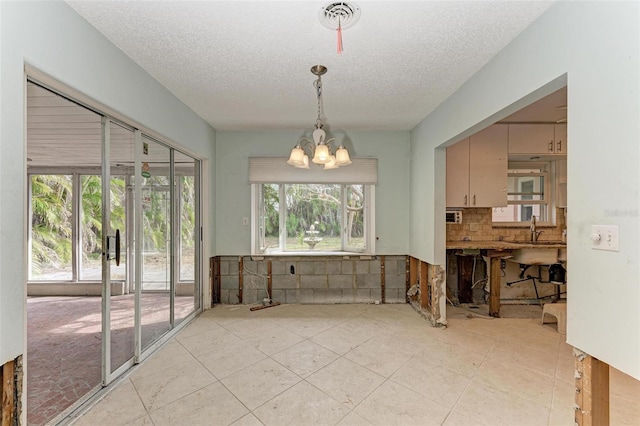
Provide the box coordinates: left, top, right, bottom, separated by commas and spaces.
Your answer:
71, 304, 640, 426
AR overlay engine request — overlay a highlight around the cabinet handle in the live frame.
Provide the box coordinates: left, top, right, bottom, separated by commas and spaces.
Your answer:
549, 141, 554, 152
473, 195, 476, 206
464, 195, 468, 206
557, 141, 562, 152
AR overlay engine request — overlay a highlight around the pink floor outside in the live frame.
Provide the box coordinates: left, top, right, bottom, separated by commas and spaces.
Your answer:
27, 295, 197, 425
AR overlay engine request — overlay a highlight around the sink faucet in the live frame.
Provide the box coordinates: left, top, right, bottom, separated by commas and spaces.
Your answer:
530, 215, 543, 242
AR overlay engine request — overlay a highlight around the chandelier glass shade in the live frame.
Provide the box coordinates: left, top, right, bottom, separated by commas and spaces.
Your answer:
287, 65, 351, 170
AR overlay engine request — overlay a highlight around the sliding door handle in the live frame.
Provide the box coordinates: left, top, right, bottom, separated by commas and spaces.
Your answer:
115, 229, 121, 266
106, 229, 121, 266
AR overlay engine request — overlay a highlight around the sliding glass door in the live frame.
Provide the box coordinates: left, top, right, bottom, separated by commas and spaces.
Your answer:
139, 135, 172, 351
101, 126, 202, 384
27, 80, 203, 397
102, 119, 137, 381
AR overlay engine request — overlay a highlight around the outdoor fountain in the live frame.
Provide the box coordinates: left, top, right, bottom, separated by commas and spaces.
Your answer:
303, 223, 323, 249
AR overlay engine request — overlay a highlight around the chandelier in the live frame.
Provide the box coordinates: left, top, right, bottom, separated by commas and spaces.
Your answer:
287, 65, 351, 170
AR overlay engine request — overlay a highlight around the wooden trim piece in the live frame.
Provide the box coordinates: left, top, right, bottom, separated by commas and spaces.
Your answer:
1, 359, 15, 426
380, 255, 386, 304
575, 351, 610, 426
238, 257, 244, 304
419, 261, 429, 310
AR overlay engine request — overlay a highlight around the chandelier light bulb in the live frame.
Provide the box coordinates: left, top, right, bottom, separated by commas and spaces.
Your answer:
287, 145, 305, 167
295, 154, 310, 169
335, 146, 352, 166
324, 155, 339, 170
312, 143, 330, 164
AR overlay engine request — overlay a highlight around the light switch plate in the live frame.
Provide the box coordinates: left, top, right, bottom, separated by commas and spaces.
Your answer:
591, 225, 619, 251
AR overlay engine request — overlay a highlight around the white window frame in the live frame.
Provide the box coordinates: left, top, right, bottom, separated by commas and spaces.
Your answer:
251, 183, 375, 255
492, 162, 554, 226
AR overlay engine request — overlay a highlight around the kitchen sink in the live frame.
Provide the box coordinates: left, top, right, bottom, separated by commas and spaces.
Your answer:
508, 248, 559, 265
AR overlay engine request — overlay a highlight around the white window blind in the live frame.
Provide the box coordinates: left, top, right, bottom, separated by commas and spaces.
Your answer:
248, 157, 378, 184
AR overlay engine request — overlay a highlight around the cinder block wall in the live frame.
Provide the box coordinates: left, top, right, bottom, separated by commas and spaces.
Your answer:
218, 256, 407, 305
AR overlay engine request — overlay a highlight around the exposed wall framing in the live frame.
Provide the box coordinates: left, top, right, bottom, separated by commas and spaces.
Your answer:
408, 256, 446, 327
211, 255, 407, 304
1, 356, 21, 426
575, 349, 610, 426
211, 256, 221, 304
380, 255, 386, 304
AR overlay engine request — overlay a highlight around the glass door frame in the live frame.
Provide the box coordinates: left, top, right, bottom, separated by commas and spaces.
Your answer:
101, 117, 139, 385
101, 125, 203, 385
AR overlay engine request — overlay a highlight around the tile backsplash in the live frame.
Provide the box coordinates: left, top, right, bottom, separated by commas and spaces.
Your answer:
446, 208, 566, 242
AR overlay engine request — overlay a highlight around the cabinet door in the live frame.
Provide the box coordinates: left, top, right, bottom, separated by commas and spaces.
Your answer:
469, 125, 508, 207
556, 158, 567, 208
508, 124, 555, 154
446, 138, 470, 208
555, 124, 567, 154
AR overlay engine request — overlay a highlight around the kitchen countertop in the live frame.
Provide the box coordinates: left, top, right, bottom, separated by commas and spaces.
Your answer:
446, 240, 567, 250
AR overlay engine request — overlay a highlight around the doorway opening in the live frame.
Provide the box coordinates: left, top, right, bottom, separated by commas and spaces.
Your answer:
445, 84, 568, 322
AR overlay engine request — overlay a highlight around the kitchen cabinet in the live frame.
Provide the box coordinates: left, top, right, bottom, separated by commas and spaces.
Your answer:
508, 124, 567, 155
556, 158, 567, 208
446, 125, 508, 208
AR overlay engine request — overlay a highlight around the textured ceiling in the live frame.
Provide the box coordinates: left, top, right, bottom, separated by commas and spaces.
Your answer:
66, 1, 554, 132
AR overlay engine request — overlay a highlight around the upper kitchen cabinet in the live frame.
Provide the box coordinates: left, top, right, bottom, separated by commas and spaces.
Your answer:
508, 123, 567, 155
446, 125, 508, 208
554, 124, 567, 154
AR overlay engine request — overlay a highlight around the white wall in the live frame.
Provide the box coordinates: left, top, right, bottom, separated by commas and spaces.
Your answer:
216, 130, 410, 255
0, 1, 216, 364
410, 2, 640, 379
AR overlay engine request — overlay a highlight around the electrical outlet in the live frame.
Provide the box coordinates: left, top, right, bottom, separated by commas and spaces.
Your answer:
591, 225, 619, 252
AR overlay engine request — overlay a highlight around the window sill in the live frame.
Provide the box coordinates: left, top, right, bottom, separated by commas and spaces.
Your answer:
254, 251, 372, 257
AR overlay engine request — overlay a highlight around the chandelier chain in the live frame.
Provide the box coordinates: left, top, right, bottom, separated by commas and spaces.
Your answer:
314, 76, 323, 129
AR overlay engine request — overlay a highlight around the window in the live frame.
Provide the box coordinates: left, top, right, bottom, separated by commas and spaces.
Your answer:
492, 163, 551, 224
30, 174, 74, 280
253, 183, 374, 254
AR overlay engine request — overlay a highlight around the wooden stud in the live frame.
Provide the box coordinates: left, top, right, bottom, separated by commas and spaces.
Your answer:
267, 260, 273, 301
575, 352, 610, 426
211, 257, 221, 305
209, 257, 215, 304
238, 257, 244, 304
409, 257, 418, 303
457, 256, 474, 303
419, 261, 429, 310
405, 256, 410, 303
489, 255, 501, 317
409, 257, 418, 286
429, 264, 440, 315
380, 255, 386, 304
1, 359, 15, 426
215, 257, 221, 304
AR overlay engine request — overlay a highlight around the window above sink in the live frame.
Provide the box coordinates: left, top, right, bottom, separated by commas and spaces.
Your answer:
492, 161, 555, 226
